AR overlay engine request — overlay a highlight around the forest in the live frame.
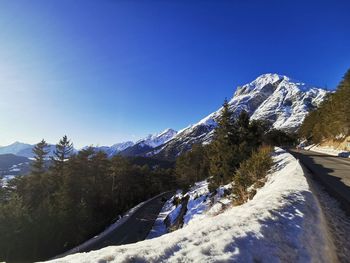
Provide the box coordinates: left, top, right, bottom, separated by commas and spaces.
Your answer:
299, 69, 350, 142
0, 137, 176, 262
0, 102, 296, 262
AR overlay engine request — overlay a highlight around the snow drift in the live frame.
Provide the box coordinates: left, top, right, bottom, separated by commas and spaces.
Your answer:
48, 148, 335, 263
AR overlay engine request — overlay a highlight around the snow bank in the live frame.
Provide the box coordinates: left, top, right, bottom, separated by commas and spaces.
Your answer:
146, 194, 177, 239
48, 148, 333, 263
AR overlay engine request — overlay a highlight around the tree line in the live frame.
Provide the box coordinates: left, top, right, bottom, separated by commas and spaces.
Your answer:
0, 100, 297, 262
175, 99, 295, 196
299, 69, 350, 142
0, 136, 176, 262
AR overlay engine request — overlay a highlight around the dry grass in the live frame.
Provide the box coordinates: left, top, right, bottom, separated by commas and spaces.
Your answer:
233, 145, 273, 205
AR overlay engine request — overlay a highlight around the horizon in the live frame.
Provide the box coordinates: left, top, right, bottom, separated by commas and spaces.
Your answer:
1, 0, 349, 148
0, 72, 330, 149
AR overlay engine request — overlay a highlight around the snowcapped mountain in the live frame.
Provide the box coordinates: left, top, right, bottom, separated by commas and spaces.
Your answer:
0, 142, 67, 158
109, 141, 135, 154
119, 128, 178, 157
152, 74, 328, 159
89, 129, 177, 157
1, 128, 177, 159
136, 128, 178, 148
93, 141, 135, 157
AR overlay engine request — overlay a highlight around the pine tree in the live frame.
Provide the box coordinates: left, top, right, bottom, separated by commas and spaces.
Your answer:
175, 143, 209, 188
299, 69, 350, 142
236, 110, 250, 142
336, 69, 350, 134
51, 135, 73, 175
209, 99, 238, 191
31, 139, 49, 175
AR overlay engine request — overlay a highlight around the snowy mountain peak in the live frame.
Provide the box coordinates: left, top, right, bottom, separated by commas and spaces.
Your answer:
234, 73, 319, 99
228, 74, 326, 123
138, 128, 178, 148
252, 73, 286, 85
110, 141, 134, 151
159, 128, 177, 137
152, 74, 328, 159
234, 73, 284, 97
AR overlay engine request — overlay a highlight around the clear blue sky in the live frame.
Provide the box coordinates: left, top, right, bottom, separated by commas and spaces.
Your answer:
1, 0, 349, 148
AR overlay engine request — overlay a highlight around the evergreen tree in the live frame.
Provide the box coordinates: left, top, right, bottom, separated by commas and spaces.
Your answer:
175, 144, 209, 188
0, 137, 177, 262
299, 69, 350, 142
209, 99, 238, 191
31, 139, 49, 175
51, 135, 73, 175
336, 69, 350, 134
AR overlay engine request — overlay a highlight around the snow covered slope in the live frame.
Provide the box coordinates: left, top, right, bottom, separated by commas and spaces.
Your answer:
48, 148, 335, 263
154, 74, 327, 159
119, 128, 177, 157
137, 128, 178, 148
93, 141, 135, 157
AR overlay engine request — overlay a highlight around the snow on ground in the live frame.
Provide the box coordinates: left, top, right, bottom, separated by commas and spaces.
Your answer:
148, 180, 232, 238
147, 192, 180, 239
49, 148, 335, 263
182, 180, 233, 226
304, 144, 350, 158
1, 175, 15, 187
183, 181, 211, 226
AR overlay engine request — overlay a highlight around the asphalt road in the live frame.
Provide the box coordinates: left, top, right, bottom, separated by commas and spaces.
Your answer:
289, 148, 350, 214
54, 191, 174, 259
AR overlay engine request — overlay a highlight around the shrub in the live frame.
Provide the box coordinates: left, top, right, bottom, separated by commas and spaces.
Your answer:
233, 145, 273, 205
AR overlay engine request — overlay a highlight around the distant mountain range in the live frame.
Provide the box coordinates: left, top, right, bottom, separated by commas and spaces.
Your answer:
0, 73, 328, 161
119, 128, 177, 157
0, 142, 58, 158
0, 129, 178, 159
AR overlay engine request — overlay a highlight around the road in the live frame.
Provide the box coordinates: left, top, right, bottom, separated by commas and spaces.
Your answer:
289, 148, 350, 214
54, 191, 174, 259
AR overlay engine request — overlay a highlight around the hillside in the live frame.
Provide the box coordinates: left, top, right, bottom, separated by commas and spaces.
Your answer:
49, 148, 335, 263
299, 69, 350, 147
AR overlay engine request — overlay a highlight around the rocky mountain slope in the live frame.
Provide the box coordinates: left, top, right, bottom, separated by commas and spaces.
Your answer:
152, 74, 327, 159
93, 141, 135, 157
119, 129, 177, 157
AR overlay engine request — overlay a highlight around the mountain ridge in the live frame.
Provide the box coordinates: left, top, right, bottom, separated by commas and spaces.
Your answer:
150, 73, 328, 159
1, 74, 328, 160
